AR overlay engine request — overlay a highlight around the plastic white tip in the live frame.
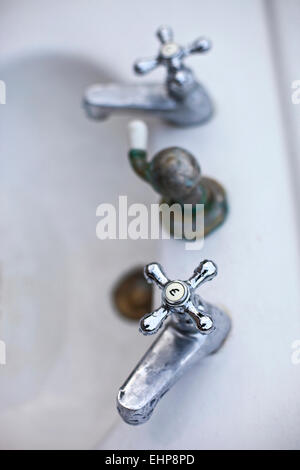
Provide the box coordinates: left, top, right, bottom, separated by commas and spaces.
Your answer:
128, 120, 148, 151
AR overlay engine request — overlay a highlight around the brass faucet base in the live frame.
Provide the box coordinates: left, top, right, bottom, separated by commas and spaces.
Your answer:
160, 177, 228, 240
112, 267, 153, 321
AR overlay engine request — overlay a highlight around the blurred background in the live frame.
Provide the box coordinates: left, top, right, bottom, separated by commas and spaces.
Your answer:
0, 0, 300, 450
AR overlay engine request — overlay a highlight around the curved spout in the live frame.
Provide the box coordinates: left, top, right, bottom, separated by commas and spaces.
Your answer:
117, 297, 231, 425
128, 149, 150, 182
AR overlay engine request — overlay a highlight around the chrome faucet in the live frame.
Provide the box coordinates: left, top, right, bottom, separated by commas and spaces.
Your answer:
84, 26, 214, 126
117, 260, 231, 425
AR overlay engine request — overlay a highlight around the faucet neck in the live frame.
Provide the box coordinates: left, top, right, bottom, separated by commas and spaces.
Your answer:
166, 66, 198, 100
128, 149, 151, 182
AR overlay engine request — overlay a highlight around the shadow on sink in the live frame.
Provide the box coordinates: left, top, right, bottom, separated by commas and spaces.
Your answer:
0, 52, 157, 449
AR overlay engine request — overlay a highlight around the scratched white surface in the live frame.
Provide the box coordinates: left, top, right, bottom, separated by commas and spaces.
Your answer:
0, 0, 300, 450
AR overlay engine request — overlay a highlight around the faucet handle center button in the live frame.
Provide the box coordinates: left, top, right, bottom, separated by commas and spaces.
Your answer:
164, 281, 187, 305
160, 42, 180, 59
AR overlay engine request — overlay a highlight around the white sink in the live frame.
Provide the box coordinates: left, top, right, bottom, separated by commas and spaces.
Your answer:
1, 0, 300, 450
0, 29, 157, 450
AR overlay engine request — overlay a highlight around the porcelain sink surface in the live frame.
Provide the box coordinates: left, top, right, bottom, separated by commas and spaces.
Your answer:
0, 48, 157, 449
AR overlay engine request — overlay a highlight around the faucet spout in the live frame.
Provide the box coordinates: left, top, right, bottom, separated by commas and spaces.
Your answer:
84, 82, 213, 126
84, 83, 175, 119
117, 296, 231, 425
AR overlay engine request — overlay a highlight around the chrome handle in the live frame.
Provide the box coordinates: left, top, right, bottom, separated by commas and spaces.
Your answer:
184, 37, 212, 55
140, 260, 217, 336
156, 25, 174, 44
134, 25, 211, 77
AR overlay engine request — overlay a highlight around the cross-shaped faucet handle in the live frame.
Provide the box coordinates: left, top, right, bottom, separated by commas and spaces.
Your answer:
140, 260, 217, 336
134, 25, 211, 76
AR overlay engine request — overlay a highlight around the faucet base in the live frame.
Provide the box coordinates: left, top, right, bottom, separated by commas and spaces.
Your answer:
202, 176, 228, 236
160, 177, 228, 240
117, 298, 231, 425
166, 83, 214, 127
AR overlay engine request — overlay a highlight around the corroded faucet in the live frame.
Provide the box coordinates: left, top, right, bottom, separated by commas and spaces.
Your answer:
127, 120, 228, 238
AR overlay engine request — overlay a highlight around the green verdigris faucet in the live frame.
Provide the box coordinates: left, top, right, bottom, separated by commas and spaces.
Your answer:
127, 120, 228, 240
